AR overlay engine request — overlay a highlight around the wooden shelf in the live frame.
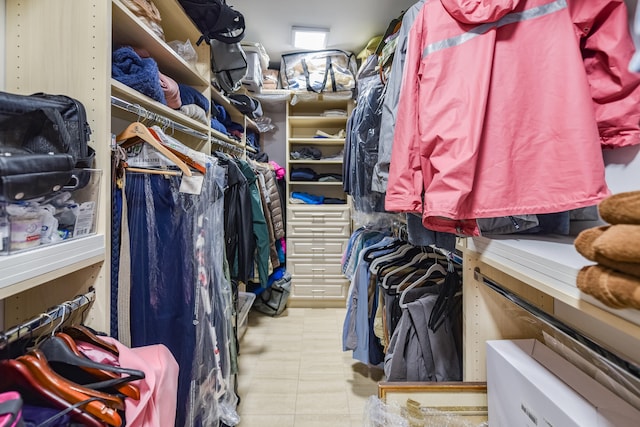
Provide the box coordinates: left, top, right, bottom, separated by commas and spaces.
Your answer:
211, 89, 260, 133
289, 160, 343, 165
112, 0, 208, 87
290, 181, 343, 186
289, 138, 346, 145
288, 116, 348, 126
467, 235, 640, 329
0, 235, 105, 300
111, 79, 210, 133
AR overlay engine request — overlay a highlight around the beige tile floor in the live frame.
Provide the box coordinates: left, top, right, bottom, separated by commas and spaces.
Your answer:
237, 307, 383, 427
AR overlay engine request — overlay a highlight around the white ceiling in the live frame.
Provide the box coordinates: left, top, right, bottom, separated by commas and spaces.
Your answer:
231, 0, 419, 67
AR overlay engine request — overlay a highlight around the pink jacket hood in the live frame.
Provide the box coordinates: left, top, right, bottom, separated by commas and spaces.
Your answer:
441, 0, 522, 24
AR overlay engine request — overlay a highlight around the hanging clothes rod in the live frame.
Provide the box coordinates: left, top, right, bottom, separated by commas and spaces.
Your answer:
211, 136, 245, 155
0, 288, 96, 349
473, 268, 640, 379
110, 96, 208, 140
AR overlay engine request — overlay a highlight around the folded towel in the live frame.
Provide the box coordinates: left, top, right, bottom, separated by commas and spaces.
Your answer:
577, 265, 640, 309
159, 73, 181, 109
593, 224, 640, 263
599, 190, 640, 225
574, 226, 640, 279
178, 84, 209, 113
210, 117, 228, 134
179, 104, 208, 125
112, 46, 166, 105
215, 104, 230, 125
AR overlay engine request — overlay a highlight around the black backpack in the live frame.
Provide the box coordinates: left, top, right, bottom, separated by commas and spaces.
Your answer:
178, 0, 246, 45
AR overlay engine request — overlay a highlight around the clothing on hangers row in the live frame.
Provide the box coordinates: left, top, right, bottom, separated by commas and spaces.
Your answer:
0, 289, 178, 427
342, 228, 463, 382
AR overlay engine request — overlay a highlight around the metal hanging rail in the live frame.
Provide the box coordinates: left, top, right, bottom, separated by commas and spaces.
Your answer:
474, 267, 640, 380
110, 96, 209, 140
0, 288, 96, 349
211, 135, 246, 155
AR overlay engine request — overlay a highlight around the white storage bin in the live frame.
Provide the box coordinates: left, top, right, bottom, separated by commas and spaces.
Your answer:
237, 291, 255, 339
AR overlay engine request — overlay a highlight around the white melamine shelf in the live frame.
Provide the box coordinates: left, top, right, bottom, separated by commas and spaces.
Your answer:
0, 234, 105, 299
289, 138, 346, 145
288, 116, 348, 126
111, 79, 210, 134
290, 181, 343, 186
289, 160, 343, 165
468, 235, 640, 329
112, 0, 208, 87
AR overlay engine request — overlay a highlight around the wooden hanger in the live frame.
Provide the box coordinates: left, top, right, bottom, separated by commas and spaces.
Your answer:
62, 324, 119, 356
15, 354, 123, 426
55, 332, 141, 400
0, 359, 105, 427
148, 127, 207, 174
116, 122, 193, 177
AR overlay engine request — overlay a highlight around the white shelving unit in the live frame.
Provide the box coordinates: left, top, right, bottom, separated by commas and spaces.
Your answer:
285, 93, 353, 306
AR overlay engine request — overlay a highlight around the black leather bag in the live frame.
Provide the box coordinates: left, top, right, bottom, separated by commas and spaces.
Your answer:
0, 91, 94, 168
0, 91, 93, 201
0, 153, 75, 202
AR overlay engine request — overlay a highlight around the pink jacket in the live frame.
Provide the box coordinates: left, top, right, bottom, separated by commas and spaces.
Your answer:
78, 338, 179, 427
385, 0, 640, 235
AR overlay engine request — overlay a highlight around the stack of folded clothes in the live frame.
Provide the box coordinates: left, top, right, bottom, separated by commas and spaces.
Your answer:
574, 191, 640, 309
290, 146, 321, 160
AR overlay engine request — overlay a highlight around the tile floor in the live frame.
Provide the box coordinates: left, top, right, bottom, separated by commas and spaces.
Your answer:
237, 307, 383, 427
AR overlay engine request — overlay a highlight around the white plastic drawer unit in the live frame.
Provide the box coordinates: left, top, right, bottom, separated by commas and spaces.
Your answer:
287, 258, 344, 276
287, 206, 351, 223
287, 238, 348, 257
291, 277, 348, 299
287, 221, 351, 238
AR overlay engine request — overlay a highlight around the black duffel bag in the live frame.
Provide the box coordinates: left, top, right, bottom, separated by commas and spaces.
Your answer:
0, 91, 94, 201
0, 91, 94, 168
0, 152, 75, 202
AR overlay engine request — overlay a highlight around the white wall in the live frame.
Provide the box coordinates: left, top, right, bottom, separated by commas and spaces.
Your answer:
257, 94, 288, 167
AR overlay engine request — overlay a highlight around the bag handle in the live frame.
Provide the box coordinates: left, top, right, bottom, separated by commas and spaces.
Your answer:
302, 56, 332, 93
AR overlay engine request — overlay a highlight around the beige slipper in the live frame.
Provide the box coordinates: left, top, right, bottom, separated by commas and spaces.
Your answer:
598, 191, 640, 225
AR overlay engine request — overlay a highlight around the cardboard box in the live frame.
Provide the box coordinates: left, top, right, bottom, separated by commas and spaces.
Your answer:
487, 339, 639, 427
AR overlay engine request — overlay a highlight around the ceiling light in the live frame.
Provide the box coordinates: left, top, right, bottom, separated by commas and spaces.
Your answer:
292, 26, 329, 50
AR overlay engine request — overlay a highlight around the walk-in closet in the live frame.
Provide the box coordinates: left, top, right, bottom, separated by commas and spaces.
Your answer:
1, 0, 640, 426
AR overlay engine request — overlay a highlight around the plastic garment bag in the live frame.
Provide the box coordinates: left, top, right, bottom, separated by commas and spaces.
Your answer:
125, 148, 238, 426
344, 54, 386, 214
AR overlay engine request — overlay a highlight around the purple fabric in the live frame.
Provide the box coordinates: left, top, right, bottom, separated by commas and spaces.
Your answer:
22, 404, 72, 427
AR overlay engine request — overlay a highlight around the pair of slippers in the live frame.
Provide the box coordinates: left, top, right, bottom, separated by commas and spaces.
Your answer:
574, 191, 640, 309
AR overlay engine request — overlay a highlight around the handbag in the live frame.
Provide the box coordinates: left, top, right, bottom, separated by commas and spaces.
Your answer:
0, 91, 94, 168
280, 49, 357, 93
0, 153, 75, 202
252, 272, 291, 317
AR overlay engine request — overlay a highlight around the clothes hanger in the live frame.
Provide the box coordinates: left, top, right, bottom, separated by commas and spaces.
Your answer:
368, 244, 417, 273
62, 324, 119, 356
36, 335, 145, 390
15, 355, 123, 426
0, 359, 105, 427
380, 250, 439, 290
116, 122, 192, 177
55, 332, 141, 400
398, 263, 447, 309
363, 239, 405, 262
148, 127, 207, 174
428, 261, 463, 332
24, 351, 125, 412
